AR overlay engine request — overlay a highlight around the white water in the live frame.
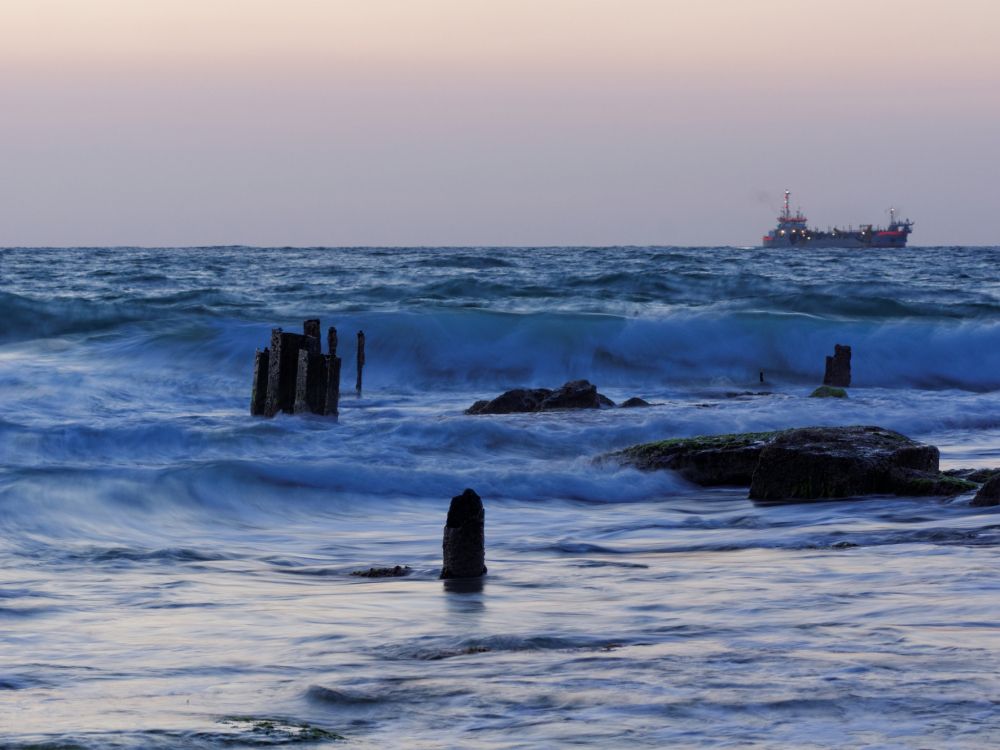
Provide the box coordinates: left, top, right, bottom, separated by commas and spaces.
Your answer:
1, 246, 1000, 748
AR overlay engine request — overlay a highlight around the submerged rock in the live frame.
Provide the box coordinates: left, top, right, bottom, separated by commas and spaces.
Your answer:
467, 380, 613, 414
971, 474, 1000, 507
351, 565, 411, 578
620, 397, 652, 408
823, 344, 852, 387
608, 425, 977, 502
810, 386, 848, 398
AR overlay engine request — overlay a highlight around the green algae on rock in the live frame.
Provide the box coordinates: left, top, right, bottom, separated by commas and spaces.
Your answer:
608, 426, 978, 502
810, 386, 848, 398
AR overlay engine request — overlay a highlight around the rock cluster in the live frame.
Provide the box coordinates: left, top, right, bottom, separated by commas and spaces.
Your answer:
467, 380, 615, 415
607, 425, 979, 502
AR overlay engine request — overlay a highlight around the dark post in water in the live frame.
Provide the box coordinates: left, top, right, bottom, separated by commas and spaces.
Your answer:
250, 348, 270, 416
356, 330, 366, 397
823, 344, 852, 388
323, 326, 341, 418
253, 319, 343, 418
441, 488, 487, 579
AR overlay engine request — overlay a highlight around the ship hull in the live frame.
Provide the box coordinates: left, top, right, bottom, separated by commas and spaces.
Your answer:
762, 234, 908, 249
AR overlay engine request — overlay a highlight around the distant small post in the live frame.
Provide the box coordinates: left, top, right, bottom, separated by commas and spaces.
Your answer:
356, 330, 366, 397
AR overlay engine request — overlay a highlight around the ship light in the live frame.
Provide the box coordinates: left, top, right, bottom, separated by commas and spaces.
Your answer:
779, 230, 785, 235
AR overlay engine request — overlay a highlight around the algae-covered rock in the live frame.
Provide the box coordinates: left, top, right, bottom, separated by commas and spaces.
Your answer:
606, 430, 782, 486
972, 474, 1000, 507
748, 426, 949, 502
810, 386, 848, 398
608, 425, 973, 502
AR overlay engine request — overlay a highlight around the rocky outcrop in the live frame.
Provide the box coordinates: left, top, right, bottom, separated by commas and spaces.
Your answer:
971, 474, 1000, 507
467, 380, 614, 414
608, 426, 977, 502
748, 426, 973, 501
607, 431, 780, 486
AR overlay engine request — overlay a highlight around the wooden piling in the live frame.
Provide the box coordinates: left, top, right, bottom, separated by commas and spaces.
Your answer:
823, 344, 852, 388
355, 330, 365, 397
303, 318, 321, 340
264, 328, 312, 416
323, 326, 341, 417
324, 354, 341, 417
441, 488, 487, 579
250, 348, 270, 416
294, 350, 311, 413
328, 326, 338, 358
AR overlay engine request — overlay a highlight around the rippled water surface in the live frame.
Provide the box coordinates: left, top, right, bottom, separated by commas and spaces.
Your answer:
2, 246, 1000, 748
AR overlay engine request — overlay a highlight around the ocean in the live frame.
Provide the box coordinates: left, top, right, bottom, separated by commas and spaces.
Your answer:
2, 245, 1000, 748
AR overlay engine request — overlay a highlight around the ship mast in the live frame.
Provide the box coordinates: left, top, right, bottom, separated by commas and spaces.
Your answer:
784, 190, 790, 220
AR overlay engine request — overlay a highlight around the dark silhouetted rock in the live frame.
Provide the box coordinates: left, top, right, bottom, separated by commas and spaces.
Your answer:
810, 386, 848, 398
972, 474, 1000, 507
823, 344, 851, 387
467, 380, 613, 414
607, 426, 976, 501
749, 426, 964, 502
467, 388, 552, 415
539, 380, 605, 410
441, 488, 486, 579
620, 397, 651, 408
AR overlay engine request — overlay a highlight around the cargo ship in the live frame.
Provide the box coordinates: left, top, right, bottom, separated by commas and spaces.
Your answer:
761, 190, 913, 248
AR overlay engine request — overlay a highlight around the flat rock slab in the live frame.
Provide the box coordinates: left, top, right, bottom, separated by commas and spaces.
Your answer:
608, 425, 977, 502
607, 430, 778, 486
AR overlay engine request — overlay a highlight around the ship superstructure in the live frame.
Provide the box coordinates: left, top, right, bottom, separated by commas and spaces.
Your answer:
761, 190, 913, 248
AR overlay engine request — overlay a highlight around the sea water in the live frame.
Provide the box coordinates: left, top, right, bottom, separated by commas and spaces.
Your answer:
1, 246, 999, 748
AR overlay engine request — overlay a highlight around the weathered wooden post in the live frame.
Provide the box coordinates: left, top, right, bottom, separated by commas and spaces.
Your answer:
823, 344, 852, 387
303, 319, 321, 340
323, 326, 341, 417
441, 488, 487, 579
355, 330, 365, 397
264, 327, 314, 416
250, 348, 270, 415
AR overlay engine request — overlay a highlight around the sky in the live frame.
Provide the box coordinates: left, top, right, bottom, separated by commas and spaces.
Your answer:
1, 0, 998, 246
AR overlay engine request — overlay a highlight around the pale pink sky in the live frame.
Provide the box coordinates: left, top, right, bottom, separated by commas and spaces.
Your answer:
2, 0, 998, 245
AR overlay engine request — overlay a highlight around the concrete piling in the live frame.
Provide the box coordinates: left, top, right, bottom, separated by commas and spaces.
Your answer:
441, 488, 487, 579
